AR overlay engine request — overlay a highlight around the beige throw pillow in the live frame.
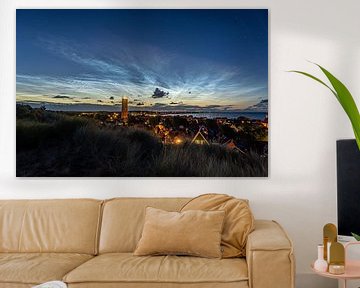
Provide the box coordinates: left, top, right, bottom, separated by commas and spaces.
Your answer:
134, 207, 225, 258
181, 194, 255, 258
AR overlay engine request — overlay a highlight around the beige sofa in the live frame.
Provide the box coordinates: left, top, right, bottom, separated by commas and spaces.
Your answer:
0, 198, 295, 288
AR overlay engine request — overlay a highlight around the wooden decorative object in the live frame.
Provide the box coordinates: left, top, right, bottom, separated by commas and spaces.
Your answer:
323, 223, 337, 261
330, 242, 345, 265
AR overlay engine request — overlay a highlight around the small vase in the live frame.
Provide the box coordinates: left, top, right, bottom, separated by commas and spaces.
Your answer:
314, 244, 328, 272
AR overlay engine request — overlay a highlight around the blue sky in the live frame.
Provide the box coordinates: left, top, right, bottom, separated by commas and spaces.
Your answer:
16, 9, 268, 112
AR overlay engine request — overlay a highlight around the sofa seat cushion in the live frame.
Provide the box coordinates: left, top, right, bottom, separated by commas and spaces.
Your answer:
64, 253, 248, 285
0, 253, 93, 285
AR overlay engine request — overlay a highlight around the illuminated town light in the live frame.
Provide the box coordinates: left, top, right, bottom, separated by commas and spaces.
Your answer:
174, 137, 183, 144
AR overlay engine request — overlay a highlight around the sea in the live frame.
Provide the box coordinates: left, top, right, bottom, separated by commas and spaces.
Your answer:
162, 112, 267, 120
17, 102, 267, 120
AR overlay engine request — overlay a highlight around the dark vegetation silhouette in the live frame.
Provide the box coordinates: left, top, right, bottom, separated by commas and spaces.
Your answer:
16, 105, 267, 177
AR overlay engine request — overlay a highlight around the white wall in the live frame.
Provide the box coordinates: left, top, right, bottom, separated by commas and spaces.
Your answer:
1, 0, 360, 287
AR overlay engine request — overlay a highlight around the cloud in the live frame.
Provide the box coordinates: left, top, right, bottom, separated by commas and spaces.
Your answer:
38, 36, 264, 102
17, 35, 268, 110
205, 104, 223, 109
152, 88, 169, 99
244, 99, 268, 112
136, 102, 145, 106
39, 37, 128, 78
53, 95, 72, 99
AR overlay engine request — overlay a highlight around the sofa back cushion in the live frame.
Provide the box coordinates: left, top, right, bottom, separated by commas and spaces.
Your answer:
0, 199, 102, 254
99, 198, 189, 253
181, 194, 254, 258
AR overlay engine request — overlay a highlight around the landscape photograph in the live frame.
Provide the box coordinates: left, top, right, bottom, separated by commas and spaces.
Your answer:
16, 9, 269, 177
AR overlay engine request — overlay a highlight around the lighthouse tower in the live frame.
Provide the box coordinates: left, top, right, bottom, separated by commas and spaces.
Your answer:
121, 96, 128, 124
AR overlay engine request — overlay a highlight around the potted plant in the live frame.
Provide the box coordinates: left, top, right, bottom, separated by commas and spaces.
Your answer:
352, 233, 360, 241
291, 63, 360, 240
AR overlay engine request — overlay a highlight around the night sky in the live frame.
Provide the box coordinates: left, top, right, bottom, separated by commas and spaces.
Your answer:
16, 9, 268, 112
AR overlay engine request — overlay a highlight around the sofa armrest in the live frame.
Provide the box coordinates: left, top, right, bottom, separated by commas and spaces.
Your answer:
246, 220, 295, 288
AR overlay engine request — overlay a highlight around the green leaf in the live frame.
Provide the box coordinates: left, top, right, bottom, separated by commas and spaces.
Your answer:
351, 232, 360, 241
354, 127, 360, 149
289, 70, 337, 98
317, 65, 360, 150
289, 64, 360, 150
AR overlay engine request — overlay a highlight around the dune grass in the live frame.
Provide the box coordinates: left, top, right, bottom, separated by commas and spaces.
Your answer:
16, 106, 267, 177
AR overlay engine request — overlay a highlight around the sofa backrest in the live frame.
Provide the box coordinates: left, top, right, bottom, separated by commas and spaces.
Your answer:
99, 197, 190, 253
0, 199, 102, 255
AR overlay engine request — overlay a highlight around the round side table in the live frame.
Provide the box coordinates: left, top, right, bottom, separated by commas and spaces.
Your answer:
311, 242, 360, 288
311, 261, 360, 288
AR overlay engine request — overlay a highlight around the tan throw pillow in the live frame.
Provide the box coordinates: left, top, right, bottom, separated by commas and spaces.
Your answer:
181, 194, 254, 258
134, 207, 225, 258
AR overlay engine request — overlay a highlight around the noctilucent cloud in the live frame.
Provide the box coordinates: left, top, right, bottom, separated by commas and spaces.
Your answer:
16, 9, 268, 112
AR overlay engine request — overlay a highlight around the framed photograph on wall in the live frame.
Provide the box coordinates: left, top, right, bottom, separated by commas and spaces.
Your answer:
16, 9, 268, 177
